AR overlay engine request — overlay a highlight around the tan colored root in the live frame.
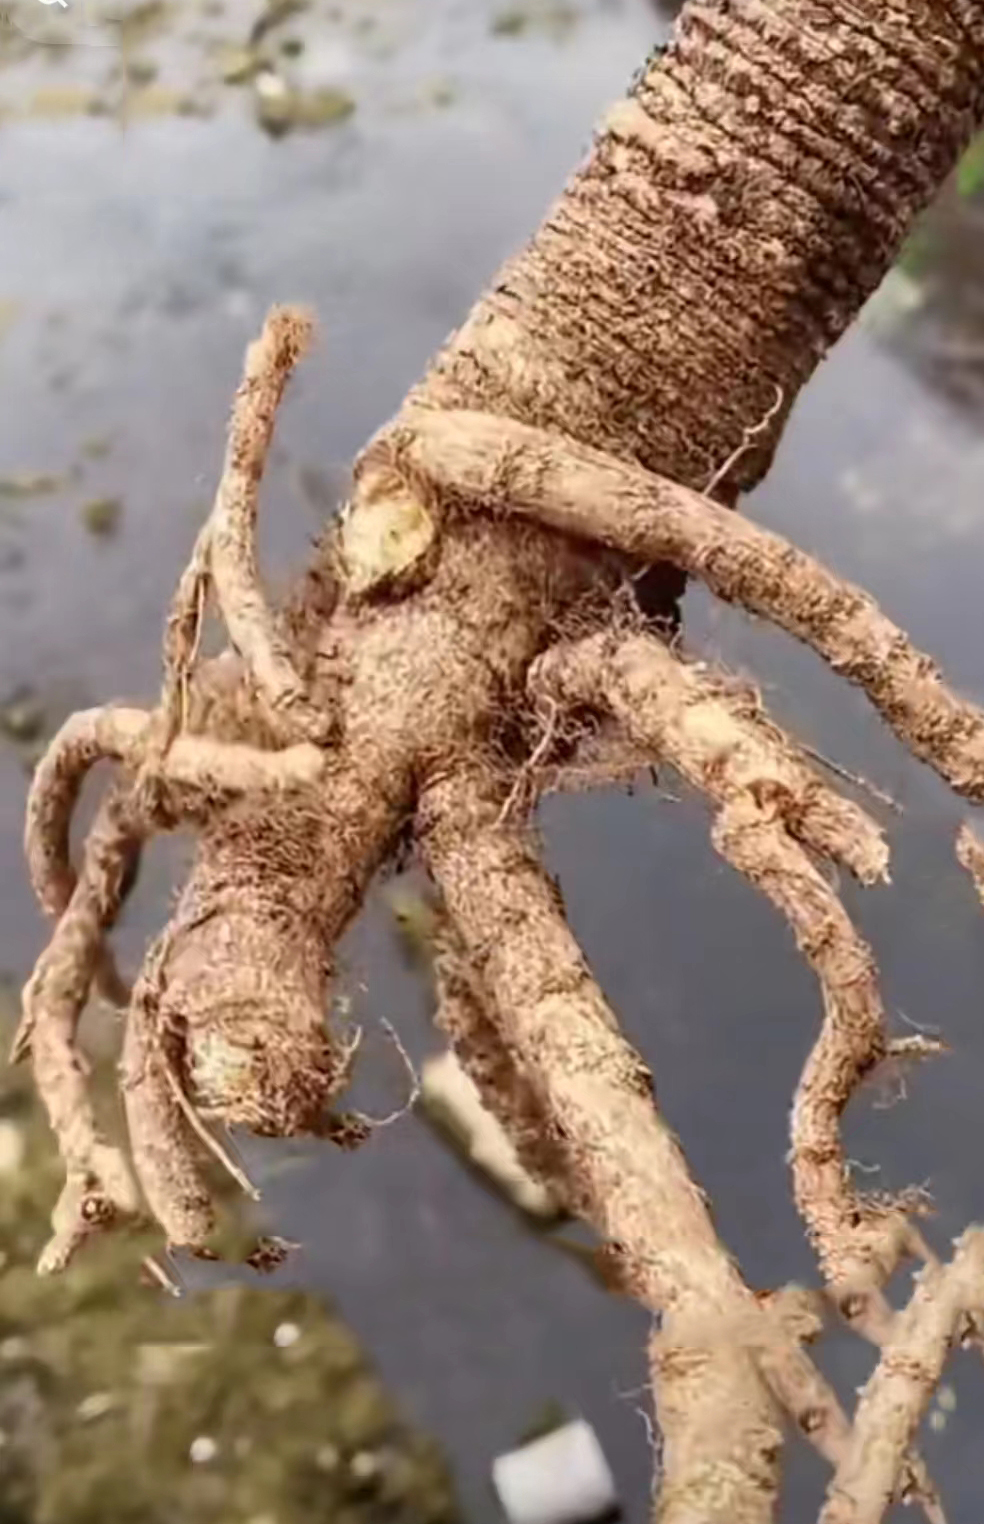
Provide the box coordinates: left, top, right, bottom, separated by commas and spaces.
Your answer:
529, 631, 889, 887
530, 631, 943, 1516
528, 630, 923, 1289
393, 408, 984, 801
21, 793, 143, 1273
956, 821, 984, 905
422, 870, 915, 1502
190, 304, 328, 745
419, 766, 905, 1524
427, 906, 572, 1211
25, 703, 324, 921
120, 935, 217, 1254
819, 1229, 984, 1524
711, 797, 941, 1296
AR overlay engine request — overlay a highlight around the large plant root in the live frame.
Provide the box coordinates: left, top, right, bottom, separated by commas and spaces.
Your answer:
20, 306, 984, 1524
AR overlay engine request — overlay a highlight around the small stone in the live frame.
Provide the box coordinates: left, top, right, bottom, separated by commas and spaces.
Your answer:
80, 496, 123, 537
0, 1337, 29, 1362
77, 1391, 116, 1422
928, 1408, 946, 1433
937, 1384, 957, 1412
254, 69, 293, 135
315, 1443, 340, 1472
350, 1450, 381, 1482
273, 1321, 300, 1348
0, 471, 64, 498
0, 693, 45, 744
491, 7, 529, 35
294, 86, 355, 129
220, 45, 261, 84
125, 57, 158, 84
189, 1435, 218, 1464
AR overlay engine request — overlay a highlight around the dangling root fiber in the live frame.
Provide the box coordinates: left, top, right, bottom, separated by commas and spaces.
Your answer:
22, 792, 144, 1272
180, 303, 328, 746
391, 408, 984, 802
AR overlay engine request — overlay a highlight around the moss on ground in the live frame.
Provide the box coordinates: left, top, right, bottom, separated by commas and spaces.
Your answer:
0, 1062, 460, 1524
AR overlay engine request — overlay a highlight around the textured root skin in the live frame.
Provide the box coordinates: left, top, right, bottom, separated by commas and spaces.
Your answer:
532, 631, 943, 1512
420, 855, 894, 1506
530, 630, 889, 886
956, 821, 984, 904
819, 1230, 984, 1524
428, 908, 572, 1214
711, 797, 905, 1290
394, 408, 984, 803
25, 704, 324, 922
154, 752, 403, 1140
529, 630, 919, 1290
419, 767, 786, 1524
417, 768, 941, 1521
207, 305, 329, 744
121, 938, 216, 1253
22, 794, 143, 1271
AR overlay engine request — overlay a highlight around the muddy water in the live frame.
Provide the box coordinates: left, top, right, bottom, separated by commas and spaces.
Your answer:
1, 1, 983, 1519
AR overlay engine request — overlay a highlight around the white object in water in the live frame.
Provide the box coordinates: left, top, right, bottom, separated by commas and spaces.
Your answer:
420, 1050, 561, 1220
492, 1419, 618, 1524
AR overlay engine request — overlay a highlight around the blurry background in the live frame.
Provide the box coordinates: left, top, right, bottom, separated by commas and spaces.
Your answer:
1, 0, 983, 1519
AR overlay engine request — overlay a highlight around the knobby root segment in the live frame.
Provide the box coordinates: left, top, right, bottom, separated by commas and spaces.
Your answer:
392, 408, 984, 802
417, 766, 893, 1524
819, 1229, 984, 1524
24, 703, 324, 927
530, 630, 944, 1518
163, 303, 328, 748
21, 792, 144, 1273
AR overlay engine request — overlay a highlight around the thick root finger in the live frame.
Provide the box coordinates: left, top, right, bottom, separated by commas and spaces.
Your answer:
23, 795, 143, 1268
530, 630, 889, 885
207, 305, 329, 744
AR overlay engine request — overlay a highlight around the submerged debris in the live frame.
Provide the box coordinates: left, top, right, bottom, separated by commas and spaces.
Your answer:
0, 690, 46, 746
492, 1418, 619, 1524
80, 496, 124, 538
253, 68, 355, 136
0, 471, 66, 499
420, 1049, 563, 1221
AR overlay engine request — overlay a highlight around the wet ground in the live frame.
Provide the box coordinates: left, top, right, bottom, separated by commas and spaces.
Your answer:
1, 1, 983, 1519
